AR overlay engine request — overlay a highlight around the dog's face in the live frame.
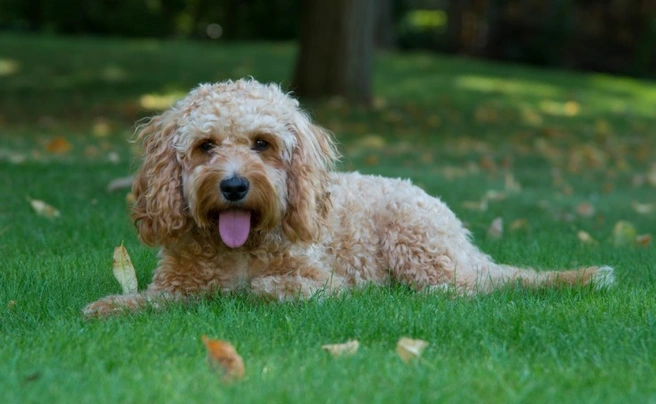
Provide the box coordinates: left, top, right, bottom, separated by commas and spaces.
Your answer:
131, 79, 338, 249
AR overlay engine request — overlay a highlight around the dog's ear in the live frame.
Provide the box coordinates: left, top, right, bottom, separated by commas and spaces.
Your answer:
131, 112, 191, 246
283, 111, 339, 243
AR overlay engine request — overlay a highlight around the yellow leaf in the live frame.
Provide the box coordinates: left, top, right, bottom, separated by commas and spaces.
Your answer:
504, 172, 521, 192
112, 244, 138, 294
462, 200, 487, 211
483, 190, 507, 202
612, 221, 637, 246
27, 197, 60, 219
648, 165, 656, 187
577, 230, 597, 245
201, 336, 245, 383
564, 101, 580, 116
93, 119, 111, 137
321, 340, 360, 358
632, 201, 655, 215
510, 218, 528, 231
356, 135, 387, 149
396, 337, 429, 364
487, 217, 503, 239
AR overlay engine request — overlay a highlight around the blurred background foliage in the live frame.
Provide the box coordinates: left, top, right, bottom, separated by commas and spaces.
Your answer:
1, 0, 654, 78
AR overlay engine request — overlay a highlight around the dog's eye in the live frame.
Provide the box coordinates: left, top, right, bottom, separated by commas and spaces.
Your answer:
253, 139, 270, 152
199, 141, 215, 152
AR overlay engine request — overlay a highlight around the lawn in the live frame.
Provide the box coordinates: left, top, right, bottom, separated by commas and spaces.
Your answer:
1, 33, 655, 403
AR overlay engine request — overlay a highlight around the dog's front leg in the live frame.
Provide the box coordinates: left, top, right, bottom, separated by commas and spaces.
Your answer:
250, 272, 345, 301
82, 287, 181, 318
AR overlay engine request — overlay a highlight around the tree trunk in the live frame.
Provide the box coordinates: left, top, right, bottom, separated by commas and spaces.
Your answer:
292, 0, 376, 105
375, 0, 396, 49
446, 0, 465, 52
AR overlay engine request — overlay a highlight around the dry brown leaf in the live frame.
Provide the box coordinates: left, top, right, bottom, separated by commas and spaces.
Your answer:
45, 136, 73, 154
125, 192, 136, 205
321, 340, 360, 358
504, 172, 521, 192
575, 202, 595, 217
462, 200, 488, 212
483, 190, 507, 202
612, 221, 637, 246
356, 135, 386, 149
112, 243, 138, 294
647, 165, 656, 187
93, 119, 111, 137
510, 219, 528, 231
632, 201, 656, 215
479, 155, 497, 172
396, 337, 429, 364
8, 300, 16, 309
201, 336, 245, 382
577, 230, 597, 245
27, 197, 60, 219
487, 217, 503, 239
364, 155, 379, 166
636, 234, 652, 247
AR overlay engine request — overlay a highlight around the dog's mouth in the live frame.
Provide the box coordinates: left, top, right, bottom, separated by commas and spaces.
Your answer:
216, 209, 256, 248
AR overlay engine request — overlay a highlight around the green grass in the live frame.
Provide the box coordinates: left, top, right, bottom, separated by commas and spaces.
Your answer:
2, 33, 656, 403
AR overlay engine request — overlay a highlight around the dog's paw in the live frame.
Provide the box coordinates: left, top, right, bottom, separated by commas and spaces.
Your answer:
82, 294, 142, 318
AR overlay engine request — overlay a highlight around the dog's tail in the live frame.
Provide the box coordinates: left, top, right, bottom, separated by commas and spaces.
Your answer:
469, 264, 615, 293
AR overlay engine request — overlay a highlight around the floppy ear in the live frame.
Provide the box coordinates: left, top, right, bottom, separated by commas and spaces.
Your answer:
131, 112, 191, 246
283, 111, 340, 243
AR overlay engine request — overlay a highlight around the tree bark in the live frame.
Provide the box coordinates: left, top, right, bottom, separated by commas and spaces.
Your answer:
292, 0, 376, 105
375, 0, 396, 49
446, 0, 465, 52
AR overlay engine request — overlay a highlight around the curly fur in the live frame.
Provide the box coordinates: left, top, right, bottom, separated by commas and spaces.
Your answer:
84, 78, 615, 317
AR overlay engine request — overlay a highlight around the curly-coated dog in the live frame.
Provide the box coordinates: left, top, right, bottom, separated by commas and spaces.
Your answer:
84, 79, 614, 317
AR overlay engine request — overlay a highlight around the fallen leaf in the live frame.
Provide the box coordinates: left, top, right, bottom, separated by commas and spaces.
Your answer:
648, 165, 656, 187
564, 100, 580, 116
510, 218, 528, 231
575, 202, 595, 217
487, 217, 503, 239
112, 243, 138, 294
27, 197, 60, 219
201, 336, 245, 382
462, 200, 488, 211
483, 190, 507, 202
107, 175, 134, 192
612, 221, 637, 246
636, 234, 652, 247
321, 340, 360, 357
577, 230, 597, 245
504, 172, 521, 192
45, 137, 72, 154
8, 300, 15, 309
93, 119, 111, 137
125, 192, 136, 205
396, 337, 429, 364
632, 201, 655, 215
479, 155, 496, 172
356, 135, 386, 149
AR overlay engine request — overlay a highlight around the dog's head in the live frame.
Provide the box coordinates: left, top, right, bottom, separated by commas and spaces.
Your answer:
131, 79, 339, 248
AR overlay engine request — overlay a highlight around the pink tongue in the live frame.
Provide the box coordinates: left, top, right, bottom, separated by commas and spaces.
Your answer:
218, 210, 251, 248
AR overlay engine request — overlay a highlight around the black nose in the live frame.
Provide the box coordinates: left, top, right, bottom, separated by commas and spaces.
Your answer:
220, 176, 249, 202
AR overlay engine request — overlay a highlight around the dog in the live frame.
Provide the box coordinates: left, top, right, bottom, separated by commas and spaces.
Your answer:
83, 79, 614, 317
